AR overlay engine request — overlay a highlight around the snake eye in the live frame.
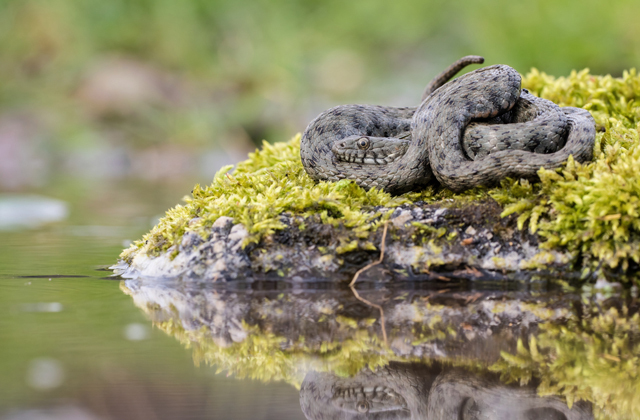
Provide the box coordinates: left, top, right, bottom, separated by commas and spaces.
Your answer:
357, 137, 370, 150
356, 401, 369, 413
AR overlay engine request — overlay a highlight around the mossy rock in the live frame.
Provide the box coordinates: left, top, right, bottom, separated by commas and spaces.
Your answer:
114, 68, 640, 283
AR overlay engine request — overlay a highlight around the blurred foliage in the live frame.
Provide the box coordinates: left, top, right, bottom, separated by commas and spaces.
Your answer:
1, 0, 639, 158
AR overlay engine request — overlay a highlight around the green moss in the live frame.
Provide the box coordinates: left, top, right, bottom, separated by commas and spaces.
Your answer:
122, 68, 640, 277
493, 68, 640, 272
410, 222, 448, 241
120, 135, 410, 262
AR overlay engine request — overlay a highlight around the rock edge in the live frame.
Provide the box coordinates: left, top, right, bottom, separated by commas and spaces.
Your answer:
113, 198, 573, 282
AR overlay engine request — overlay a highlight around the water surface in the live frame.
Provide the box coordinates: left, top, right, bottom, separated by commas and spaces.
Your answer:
0, 179, 303, 420
1, 178, 637, 420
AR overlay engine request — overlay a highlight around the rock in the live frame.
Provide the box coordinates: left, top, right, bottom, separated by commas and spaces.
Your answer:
114, 198, 573, 282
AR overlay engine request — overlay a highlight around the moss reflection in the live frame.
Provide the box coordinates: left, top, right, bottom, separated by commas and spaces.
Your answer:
492, 304, 640, 419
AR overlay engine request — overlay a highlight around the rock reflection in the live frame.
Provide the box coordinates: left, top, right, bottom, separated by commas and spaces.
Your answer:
300, 364, 592, 420
121, 279, 640, 419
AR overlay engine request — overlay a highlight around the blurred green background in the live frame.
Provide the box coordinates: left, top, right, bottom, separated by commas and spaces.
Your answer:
1, 0, 639, 193
1, 2, 639, 418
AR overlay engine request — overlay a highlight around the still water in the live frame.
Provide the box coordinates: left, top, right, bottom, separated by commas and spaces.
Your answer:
0, 179, 303, 420
1, 178, 638, 420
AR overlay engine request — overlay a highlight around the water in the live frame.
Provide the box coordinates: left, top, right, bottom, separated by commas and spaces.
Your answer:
0, 179, 303, 420
1, 178, 638, 420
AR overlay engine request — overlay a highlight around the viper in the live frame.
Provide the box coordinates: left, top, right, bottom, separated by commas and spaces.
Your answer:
300, 56, 595, 193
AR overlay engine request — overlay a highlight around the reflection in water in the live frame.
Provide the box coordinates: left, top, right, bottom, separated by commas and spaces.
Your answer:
300, 364, 592, 420
122, 279, 640, 419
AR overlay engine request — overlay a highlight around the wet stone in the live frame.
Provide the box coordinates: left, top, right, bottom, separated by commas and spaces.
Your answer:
114, 199, 574, 282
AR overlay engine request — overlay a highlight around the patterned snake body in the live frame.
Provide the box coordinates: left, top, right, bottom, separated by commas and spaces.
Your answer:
420, 64, 594, 191
300, 58, 595, 193
463, 89, 568, 160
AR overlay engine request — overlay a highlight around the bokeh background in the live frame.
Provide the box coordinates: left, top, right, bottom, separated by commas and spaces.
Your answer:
2, 0, 639, 196
1, 1, 640, 419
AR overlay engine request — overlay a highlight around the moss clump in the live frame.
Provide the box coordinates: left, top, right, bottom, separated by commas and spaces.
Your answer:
493, 68, 640, 272
121, 68, 640, 277
120, 135, 419, 262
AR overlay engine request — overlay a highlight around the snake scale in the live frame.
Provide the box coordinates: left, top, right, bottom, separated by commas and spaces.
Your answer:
300, 56, 596, 193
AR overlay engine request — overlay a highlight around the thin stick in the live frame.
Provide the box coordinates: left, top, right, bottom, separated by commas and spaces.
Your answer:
349, 221, 389, 287
348, 221, 389, 345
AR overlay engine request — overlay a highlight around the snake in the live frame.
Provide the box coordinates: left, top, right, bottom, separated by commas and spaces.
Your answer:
300, 56, 596, 193
299, 364, 593, 420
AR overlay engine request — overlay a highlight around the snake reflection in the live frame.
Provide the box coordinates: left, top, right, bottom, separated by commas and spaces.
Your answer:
300, 363, 593, 420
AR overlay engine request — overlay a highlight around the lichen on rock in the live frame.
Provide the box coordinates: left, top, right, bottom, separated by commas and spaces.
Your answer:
115, 68, 640, 283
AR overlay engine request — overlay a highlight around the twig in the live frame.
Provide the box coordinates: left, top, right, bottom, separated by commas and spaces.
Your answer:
349, 221, 389, 287
349, 221, 389, 345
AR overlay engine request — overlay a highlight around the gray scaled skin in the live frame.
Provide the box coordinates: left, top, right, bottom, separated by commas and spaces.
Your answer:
301, 104, 423, 194
300, 56, 596, 194
463, 89, 569, 160
421, 64, 595, 192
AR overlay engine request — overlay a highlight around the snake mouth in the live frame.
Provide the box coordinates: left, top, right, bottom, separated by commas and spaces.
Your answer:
330, 385, 410, 416
331, 135, 410, 165
337, 153, 401, 165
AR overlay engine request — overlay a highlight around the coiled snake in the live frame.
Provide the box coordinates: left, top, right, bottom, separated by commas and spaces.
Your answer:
300, 56, 595, 193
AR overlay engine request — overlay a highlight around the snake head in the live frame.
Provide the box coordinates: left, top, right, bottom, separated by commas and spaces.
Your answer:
331, 135, 410, 164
